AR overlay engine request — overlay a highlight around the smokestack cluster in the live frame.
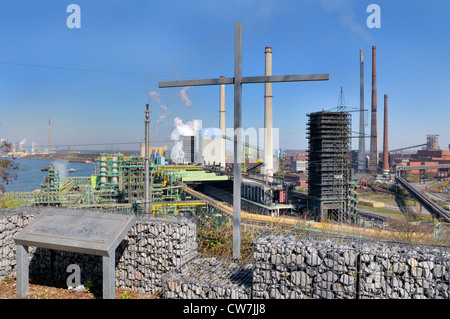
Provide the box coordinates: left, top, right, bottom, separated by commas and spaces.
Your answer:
369, 46, 379, 172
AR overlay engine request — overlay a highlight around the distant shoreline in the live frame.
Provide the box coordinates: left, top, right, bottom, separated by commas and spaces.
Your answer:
19, 151, 140, 163
3, 157, 96, 193
20, 155, 95, 163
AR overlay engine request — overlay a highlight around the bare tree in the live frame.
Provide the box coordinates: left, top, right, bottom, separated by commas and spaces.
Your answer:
0, 140, 19, 193
387, 215, 435, 244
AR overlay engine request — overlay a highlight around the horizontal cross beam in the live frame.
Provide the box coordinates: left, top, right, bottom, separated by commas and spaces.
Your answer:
243, 73, 329, 84
159, 77, 234, 88
158, 73, 329, 88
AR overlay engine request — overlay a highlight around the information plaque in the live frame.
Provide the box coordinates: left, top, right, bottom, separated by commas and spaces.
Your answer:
14, 209, 136, 299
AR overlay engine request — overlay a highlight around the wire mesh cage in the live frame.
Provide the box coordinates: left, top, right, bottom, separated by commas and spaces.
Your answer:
253, 231, 450, 299
357, 240, 450, 299
253, 231, 360, 299
162, 253, 253, 299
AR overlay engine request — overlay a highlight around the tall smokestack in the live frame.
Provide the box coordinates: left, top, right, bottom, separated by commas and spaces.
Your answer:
358, 50, 366, 172
369, 46, 379, 172
264, 47, 273, 180
219, 76, 226, 169
382, 94, 389, 174
144, 104, 150, 213
48, 119, 51, 152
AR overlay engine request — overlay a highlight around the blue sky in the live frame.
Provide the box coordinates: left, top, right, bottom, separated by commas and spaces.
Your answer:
0, 0, 449, 152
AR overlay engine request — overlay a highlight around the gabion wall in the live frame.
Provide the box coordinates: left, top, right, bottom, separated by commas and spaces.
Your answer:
0, 208, 36, 280
253, 231, 450, 299
358, 242, 450, 299
116, 215, 198, 294
1, 207, 449, 299
163, 254, 253, 299
253, 232, 358, 299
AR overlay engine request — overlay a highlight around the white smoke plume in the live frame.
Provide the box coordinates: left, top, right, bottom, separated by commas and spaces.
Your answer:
178, 87, 193, 107
149, 89, 170, 124
148, 89, 161, 104
171, 117, 201, 138
319, 0, 374, 43
52, 160, 69, 180
170, 117, 202, 164
156, 114, 167, 124
18, 139, 27, 150
170, 141, 185, 164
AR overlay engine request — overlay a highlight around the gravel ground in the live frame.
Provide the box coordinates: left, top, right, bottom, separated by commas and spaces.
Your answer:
0, 276, 157, 299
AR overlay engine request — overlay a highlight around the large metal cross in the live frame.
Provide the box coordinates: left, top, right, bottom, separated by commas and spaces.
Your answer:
159, 21, 329, 259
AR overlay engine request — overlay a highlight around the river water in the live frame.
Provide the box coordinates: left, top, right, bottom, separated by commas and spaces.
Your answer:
3, 158, 95, 192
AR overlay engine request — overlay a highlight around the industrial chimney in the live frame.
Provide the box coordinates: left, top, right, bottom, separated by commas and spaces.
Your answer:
369, 46, 379, 172
358, 50, 366, 172
382, 94, 389, 174
48, 119, 51, 153
264, 47, 273, 181
219, 76, 226, 169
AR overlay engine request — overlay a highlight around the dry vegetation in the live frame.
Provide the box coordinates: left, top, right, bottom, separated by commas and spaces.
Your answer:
0, 276, 156, 299
197, 216, 258, 260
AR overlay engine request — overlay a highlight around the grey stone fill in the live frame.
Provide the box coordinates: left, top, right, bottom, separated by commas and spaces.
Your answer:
1, 207, 449, 299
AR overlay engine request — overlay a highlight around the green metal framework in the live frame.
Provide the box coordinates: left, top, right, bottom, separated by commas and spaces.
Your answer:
29, 154, 227, 217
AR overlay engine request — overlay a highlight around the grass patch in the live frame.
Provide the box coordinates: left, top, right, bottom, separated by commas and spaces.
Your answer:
0, 194, 24, 209
358, 203, 404, 218
197, 216, 258, 260
359, 191, 416, 207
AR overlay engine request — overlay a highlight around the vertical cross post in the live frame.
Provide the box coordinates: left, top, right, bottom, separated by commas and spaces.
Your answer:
219, 76, 226, 169
233, 21, 242, 259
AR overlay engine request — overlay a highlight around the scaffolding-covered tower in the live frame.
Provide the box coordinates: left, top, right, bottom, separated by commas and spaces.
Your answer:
307, 110, 357, 222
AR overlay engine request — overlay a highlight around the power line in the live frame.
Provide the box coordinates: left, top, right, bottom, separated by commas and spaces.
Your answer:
23, 140, 175, 148
0, 61, 178, 78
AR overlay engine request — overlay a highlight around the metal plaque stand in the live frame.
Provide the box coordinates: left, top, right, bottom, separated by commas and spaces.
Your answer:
14, 209, 136, 299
